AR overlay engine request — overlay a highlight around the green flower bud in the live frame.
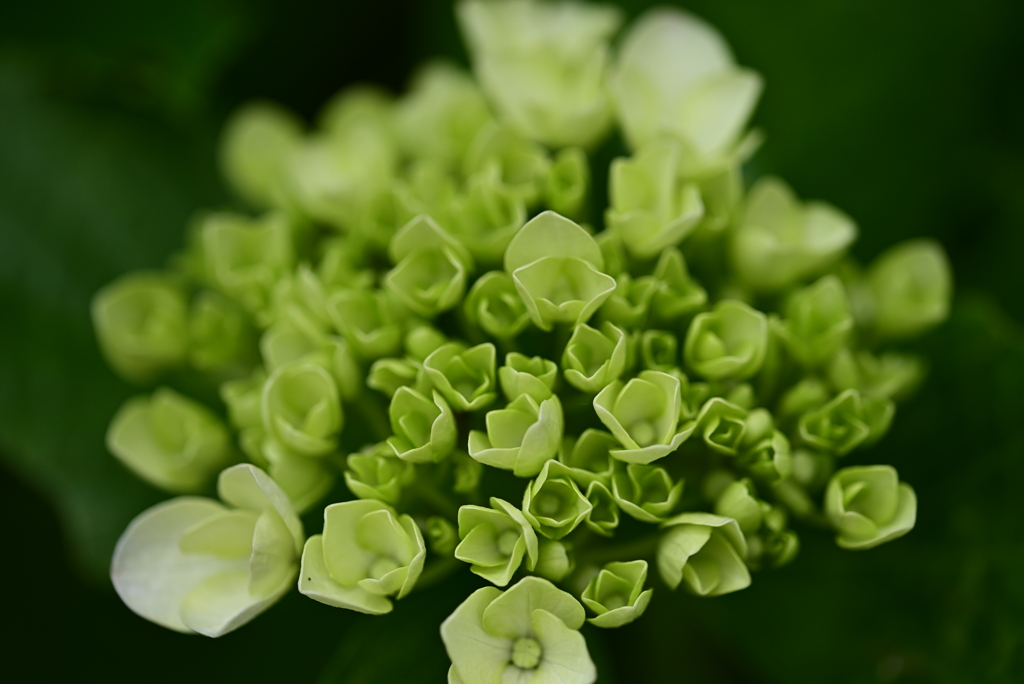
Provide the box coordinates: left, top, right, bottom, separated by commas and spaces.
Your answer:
546, 147, 589, 219
188, 291, 256, 374
426, 516, 459, 556
458, 0, 622, 148
299, 499, 426, 614
318, 236, 374, 292
862, 394, 896, 446
594, 370, 695, 465
286, 129, 396, 233
729, 177, 856, 292
611, 463, 683, 523
395, 61, 493, 171
384, 216, 473, 318
221, 369, 266, 432
317, 85, 396, 151
219, 102, 303, 210
453, 452, 485, 495
776, 275, 854, 366
562, 322, 629, 393
464, 124, 550, 208
445, 170, 526, 265
344, 443, 414, 505
581, 560, 653, 628
558, 429, 618, 488
714, 479, 768, 534
92, 271, 189, 382
658, 512, 750, 596
693, 397, 747, 456
583, 480, 620, 536
777, 377, 830, 420
259, 320, 322, 372
441, 576, 595, 684
262, 263, 333, 332
395, 159, 459, 224
504, 211, 617, 331
825, 465, 917, 550
650, 247, 707, 321
199, 212, 295, 316
405, 325, 448, 362
386, 387, 458, 463
523, 460, 593, 539
797, 388, 871, 456
261, 362, 343, 457
610, 8, 762, 157
112, 464, 303, 636
326, 289, 405, 360
684, 300, 768, 380
739, 427, 792, 484
599, 273, 660, 329
499, 353, 559, 402
464, 272, 532, 340
534, 539, 575, 582
678, 372, 711, 421
107, 388, 234, 493
366, 357, 426, 398
263, 448, 335, 514
865, 239, 952, 340
455, 497, 539, 586
596, 230, 628, 278
640, 330, 678, 373
790, 448, 836, 491
827, 347, 925, 401
469, 394, 564, 477
606, 140, 704, 259
724, 382, 756, 409
424, 342, 499, 412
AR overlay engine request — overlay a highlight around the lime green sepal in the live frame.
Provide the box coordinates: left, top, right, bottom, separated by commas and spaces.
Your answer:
658, 512, 750, 596
582, 560, 653, 628
825, 465, 917, 550
298, 535, 393, 615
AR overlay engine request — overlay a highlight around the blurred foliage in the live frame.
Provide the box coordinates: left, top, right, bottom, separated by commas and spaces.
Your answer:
1, 0, 1022, 682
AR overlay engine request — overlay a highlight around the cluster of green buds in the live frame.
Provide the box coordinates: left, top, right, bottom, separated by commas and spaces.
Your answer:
97, 2, 951, 680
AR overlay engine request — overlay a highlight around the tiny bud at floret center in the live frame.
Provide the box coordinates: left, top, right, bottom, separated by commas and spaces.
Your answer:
497, 530, 520, 556
369, 556, 401, 580
511, 637, 542, 669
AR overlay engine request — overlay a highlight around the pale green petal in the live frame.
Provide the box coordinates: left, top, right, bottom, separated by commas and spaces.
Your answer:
180, 564, 295, 638
866, 239, 952, 340
92, 271, 189, 382
217, 464, 303, 554
532, 609, 597, 684
219, 101, 303, 209
482, 576, 585, 639
298, 536, 393, 614
248, 508, 297, 597
322, 499, 389, 585
111, 497, 234, 634
504, 211, 604, 273
610, 7, 759, 155
179, 510, 259, 559
441, 587, 510, 684
107, 388, 234, 493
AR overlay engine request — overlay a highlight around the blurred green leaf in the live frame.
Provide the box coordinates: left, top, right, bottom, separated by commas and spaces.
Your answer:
0, 59, 226, 581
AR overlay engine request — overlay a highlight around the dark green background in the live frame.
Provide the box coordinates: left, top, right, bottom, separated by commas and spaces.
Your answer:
2, 1, 1023, 682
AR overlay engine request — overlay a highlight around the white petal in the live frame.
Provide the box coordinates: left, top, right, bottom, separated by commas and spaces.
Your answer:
180, 564, 296, 637
218, 464, 304, 554
111, 497, 236, 633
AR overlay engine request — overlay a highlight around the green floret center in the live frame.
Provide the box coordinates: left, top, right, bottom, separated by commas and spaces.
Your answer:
511, 637, 542, 669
